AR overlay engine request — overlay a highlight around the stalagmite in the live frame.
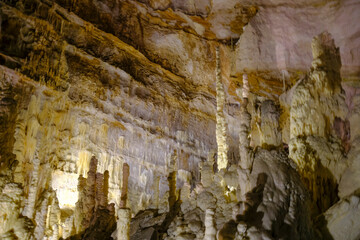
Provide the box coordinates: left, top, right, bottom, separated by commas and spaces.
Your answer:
239, 73, 252, 172
80, 156, 97, 230
238, 73, 254, 195
288, 32, 346, 214
1, 1, 359, 239
62, 215, 75, 239
117, 208, 131, 240
153, 175, 160, 209
95, 171, 108, 208
22, 156, 40, 220
259, 100, 281, 148
34, 195, 49, 239
46, 192, 61, 240
117, 162, 131, 240
201, 150, 216, 188
119, 163, 129, 209
168, 150, 178, 209
204, 208, 217, 240
215, 46, 229, 171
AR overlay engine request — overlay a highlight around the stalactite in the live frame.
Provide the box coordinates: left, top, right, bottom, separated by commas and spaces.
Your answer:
215, 46, 229, 171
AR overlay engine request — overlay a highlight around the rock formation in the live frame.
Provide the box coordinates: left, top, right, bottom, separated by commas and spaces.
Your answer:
286, 31, 347, 215
215, 46, 229, 171
72, 156, 116, 239
0, 0, 359, 239
116, 162, 131, 240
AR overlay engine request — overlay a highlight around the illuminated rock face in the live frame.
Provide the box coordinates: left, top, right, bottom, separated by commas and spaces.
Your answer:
0, 0, 223, 216
0, 0, 360, 239
287, 32, 346, 214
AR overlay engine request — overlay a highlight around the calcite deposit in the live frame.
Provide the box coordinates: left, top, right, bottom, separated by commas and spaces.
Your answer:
0, 0, 360, 239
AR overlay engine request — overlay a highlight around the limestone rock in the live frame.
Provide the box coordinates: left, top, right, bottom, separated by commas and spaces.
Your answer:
0, 0, 359, 239
0, 177, 34, 239
317, 193, 360, 240
288, 31, 347, 214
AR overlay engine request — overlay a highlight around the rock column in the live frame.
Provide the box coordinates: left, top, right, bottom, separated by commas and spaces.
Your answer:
215, 46, 229, 171
204, 208, 217, 240
117, 162, 130, 240
22, 156, 40, 219
119, 163, 129, 208
239, 74, 252, 172
239, 73, 253, 195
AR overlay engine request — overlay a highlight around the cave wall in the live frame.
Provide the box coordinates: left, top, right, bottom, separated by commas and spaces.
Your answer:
0, 0, 360, 239
0, 0, 225, 215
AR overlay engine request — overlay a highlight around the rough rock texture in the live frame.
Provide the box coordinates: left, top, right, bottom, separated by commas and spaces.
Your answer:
164, 147, 313, 240
116, 208, 131, 240
316, 191, 360, 240
71, 156, 116, 238
338, 84, 360, 198
236, 0, 360, 96
284, 32, 347, 215
0, 175, 34, 239
0, 0, 228, 215
204, 209, 216, 240
0, 0, 359, 239
279, 31, 360, 239
215, 47, 229, 171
